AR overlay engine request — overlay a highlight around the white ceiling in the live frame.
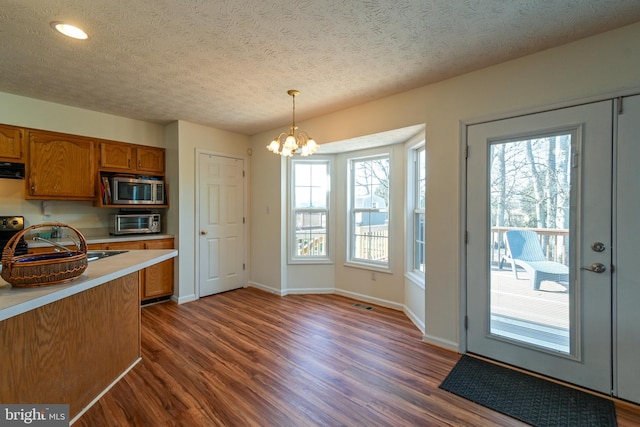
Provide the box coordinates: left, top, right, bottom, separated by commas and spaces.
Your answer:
1, 0, 640, 136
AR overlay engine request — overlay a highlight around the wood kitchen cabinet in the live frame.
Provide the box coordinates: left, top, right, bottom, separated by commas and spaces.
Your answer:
97, 238, 174, 302
100, 141, 165, 175
0, 124, 24, 162
30, 238, 174, 302
27, 130, 96, 200
141, 239, 174, 300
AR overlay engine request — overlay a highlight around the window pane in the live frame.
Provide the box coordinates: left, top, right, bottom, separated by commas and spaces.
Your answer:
291, 159, 330, 261
349, 155, 390, 267
417, 147, 426, 209
414, 146, 426, 272
352, 217, 389, 263
353, 157, 389, 208
490, 134, 572, 353
295, 163, 311, 186
294, 162, 328, 209
414, 212, 425, 272
295, 211, 327, 256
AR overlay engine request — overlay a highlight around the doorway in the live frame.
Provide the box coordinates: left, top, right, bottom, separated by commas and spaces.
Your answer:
197, 152, 246, 297
466, 101, 614, 394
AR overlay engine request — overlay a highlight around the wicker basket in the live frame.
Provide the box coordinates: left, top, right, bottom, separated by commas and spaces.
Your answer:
1, 223, 88, 288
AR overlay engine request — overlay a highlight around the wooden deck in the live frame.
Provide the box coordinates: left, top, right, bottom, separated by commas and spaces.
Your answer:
490, 263, 569, 353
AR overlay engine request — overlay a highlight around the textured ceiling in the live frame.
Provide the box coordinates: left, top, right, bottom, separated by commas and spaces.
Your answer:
1, 0, 640, 136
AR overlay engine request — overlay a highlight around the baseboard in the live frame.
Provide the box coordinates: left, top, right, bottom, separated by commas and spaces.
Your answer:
70, 357, 142, 425
404, 305, 425, 334
285, 287, 335, 295
176, 293, 197, 304
334, 288, 404, 311
422, 333, 458, 352
247, 281, 286, 296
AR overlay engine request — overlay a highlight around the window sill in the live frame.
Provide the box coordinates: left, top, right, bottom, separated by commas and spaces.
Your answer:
405, 271, 425, 289
289, 259, 333, 265
344, 261, 391, 274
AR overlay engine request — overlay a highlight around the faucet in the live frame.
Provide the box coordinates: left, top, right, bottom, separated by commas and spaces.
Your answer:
32, 235, 73, 252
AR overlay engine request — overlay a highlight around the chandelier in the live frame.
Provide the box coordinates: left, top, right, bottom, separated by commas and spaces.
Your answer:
266, 89, 318, 157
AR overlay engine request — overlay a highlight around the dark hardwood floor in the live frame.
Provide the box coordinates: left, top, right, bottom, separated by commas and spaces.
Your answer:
77, 287, 640, 426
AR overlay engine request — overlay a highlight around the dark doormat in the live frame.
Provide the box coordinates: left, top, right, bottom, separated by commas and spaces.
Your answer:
439, 355, 617, 427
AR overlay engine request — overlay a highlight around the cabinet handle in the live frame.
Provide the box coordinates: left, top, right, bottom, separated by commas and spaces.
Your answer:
138, 160, 141, 168
128, 159, 131, 168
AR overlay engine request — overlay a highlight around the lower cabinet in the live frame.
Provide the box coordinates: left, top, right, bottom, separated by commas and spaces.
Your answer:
0, 273, 140, 419
28, 237, 174, 303
90, 238, 174, 302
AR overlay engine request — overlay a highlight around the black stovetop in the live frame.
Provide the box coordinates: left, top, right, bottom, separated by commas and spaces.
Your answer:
0, 215, 28, 256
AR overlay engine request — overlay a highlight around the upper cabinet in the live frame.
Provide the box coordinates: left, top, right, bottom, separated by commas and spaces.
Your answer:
0, 124, 24, 162
100, 141, 164, 175
27, 131, 96, 200
136, 146, 164, 174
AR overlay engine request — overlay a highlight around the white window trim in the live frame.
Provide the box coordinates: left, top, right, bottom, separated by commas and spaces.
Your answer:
288, 156, 333, 265
345, 149, 392, 272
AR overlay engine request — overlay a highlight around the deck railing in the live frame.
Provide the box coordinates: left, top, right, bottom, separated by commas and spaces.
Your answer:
491, 226, 569, 265
354, 227, 389, 261
297, 235, 325, 256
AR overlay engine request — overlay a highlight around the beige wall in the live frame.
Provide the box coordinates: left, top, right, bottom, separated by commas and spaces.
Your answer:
0, 92, 165, 231
249, 22, 640, 349
173, 121, 251, 303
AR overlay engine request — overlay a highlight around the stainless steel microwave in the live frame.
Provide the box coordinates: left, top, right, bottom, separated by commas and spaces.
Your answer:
111, 177, 165, 205
109, 213, 161, 235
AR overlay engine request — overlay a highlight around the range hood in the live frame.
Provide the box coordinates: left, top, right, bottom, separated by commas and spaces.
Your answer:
0, 162, 25, 179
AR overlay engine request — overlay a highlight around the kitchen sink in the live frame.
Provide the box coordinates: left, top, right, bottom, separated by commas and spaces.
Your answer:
86, 250, 129, 262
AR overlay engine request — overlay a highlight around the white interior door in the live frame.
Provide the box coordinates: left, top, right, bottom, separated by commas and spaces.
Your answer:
198, 153, 245, 297
466, 101, 614, 394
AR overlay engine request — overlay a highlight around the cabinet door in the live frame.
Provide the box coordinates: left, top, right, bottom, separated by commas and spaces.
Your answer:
0, 125, 24, 161
135, 146, 164, 174
103, 241, 145, 250
100, 142, 133, 171
27, 131, 96, 199
142, 239, 174, 300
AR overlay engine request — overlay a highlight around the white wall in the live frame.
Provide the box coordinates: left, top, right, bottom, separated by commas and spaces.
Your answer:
249, 22, 640, 349
173, 121, 250, 303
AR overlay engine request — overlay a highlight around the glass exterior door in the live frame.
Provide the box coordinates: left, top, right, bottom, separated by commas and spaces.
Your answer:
466, 101, 613, 394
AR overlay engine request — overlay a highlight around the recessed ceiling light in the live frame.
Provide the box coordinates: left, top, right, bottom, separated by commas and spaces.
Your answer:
51, 21, 89, 40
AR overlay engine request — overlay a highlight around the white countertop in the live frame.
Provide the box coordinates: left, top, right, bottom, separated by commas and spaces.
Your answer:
27, 233, 174, 248
0, 249, 177, 322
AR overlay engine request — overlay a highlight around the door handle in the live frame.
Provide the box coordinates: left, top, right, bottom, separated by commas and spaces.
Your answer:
581, 263, 606, 273
200, 230, 208, 235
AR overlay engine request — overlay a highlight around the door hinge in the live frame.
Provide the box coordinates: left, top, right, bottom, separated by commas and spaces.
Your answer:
618, 96, 624, 115
464, 315, 468, 330
243, 263, 245, 271
243, 217, 245, 224
465, 146, 469, 159
243, 170, 245, 177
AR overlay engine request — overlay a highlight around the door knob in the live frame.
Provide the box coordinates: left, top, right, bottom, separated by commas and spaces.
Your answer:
581, 263, 606, 273
200, 230, 208, 235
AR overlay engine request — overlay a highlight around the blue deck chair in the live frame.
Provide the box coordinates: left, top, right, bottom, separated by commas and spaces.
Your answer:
499, 230, 569, 290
